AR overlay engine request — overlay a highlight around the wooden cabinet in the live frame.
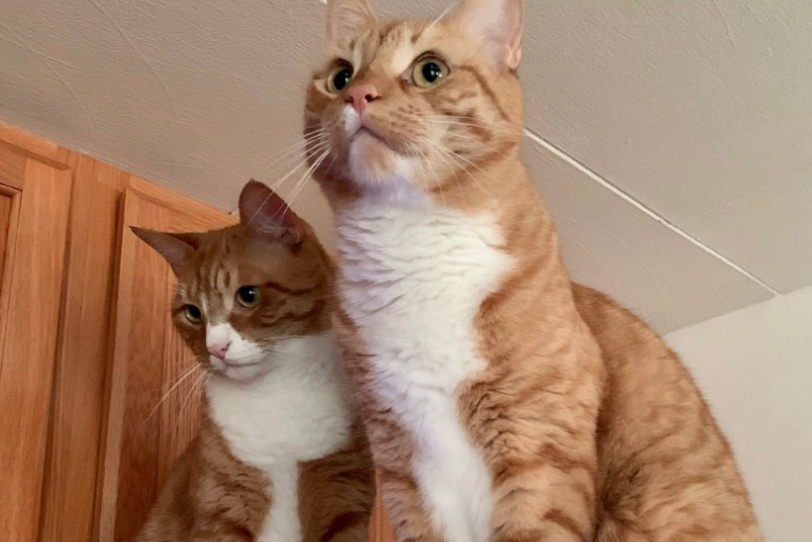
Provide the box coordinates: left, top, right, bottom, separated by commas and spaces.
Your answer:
0, 122, 394, 542
0, 144, 72, 542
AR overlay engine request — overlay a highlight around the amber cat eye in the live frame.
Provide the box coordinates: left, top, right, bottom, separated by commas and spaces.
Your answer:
237, 285, 261, 308
412, 56, 449, 88
327, 63, 354, 95
184, 304, 202, 324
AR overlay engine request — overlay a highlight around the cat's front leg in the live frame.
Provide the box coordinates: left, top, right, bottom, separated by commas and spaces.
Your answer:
462, 372, 600, 542
357, 403, 443, 542
489, 448, 597, 542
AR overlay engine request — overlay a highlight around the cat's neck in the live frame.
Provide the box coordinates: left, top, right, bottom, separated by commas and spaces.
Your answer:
334, 154, 582, 347
333, 157, 547, 261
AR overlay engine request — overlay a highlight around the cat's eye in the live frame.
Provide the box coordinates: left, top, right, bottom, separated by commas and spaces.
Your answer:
326, 63, 354, 95
237, 286, 261, 308
412, 57, 449, 88
184, 305, 202, 324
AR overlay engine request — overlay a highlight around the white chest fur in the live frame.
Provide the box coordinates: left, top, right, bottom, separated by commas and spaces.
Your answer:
336, 203, 512, 542
206, 334, 352, 542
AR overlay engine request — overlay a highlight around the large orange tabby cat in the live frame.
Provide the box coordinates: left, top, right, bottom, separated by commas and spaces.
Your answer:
133, 180, 374, 541
304, 1, 763, 541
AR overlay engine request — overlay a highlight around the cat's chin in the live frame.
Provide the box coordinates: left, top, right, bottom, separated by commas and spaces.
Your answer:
209, 357, 271, 381
348, 131, 397, 168
347, 138, 423, 198
351, 127, 389, 148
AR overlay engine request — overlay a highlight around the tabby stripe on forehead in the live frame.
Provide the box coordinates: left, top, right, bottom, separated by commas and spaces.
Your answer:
456, 66, 512, 123
195, 263, 204, 290
378, 22, 399, 46
263, 280, 320, 296
216, 267, 230, 291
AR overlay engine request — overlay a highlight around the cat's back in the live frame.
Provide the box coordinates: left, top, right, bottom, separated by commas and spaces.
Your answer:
571, 284, 762, 541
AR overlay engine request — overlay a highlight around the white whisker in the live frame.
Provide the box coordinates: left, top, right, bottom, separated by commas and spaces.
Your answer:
422, 3, 455, 38
174, 370, 208, 435
418, 136, 493, 197
143, 363, 201, 425
282, 148, 331, 218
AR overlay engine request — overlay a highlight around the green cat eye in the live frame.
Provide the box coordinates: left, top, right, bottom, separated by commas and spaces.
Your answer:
184, 304, 202, 324
327, 63, 354, 95
237, 286, 261, 308
412, 57, 449, 88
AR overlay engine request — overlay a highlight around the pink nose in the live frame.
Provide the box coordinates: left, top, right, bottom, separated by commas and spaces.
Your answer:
207, 342, 230, 360
345, 84, 380, 114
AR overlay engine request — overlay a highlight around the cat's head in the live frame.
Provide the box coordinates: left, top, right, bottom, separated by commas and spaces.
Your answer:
133, 180, 333, 381
305, 0, 524, 206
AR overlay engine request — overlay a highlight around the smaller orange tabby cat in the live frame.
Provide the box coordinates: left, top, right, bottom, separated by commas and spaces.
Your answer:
133, 180, 374, 542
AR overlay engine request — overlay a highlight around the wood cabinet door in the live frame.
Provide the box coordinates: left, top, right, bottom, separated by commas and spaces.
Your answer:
97, 186, 236, 542
0, 146, 72, 542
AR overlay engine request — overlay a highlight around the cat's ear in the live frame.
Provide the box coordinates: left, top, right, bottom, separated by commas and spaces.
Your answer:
131, 227, 200, 276
238, 180, 303, 249
448, 0, 524, 70
325, 0, 377, 50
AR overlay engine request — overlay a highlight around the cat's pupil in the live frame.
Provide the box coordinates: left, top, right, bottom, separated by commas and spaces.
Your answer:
422, 62, 443, 83
238, 286, 257, 304
186, 305, 201, 320
333, 68, 352, 91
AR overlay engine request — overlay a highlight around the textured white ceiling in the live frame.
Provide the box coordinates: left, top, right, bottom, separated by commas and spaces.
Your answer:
1, 0, 810, 332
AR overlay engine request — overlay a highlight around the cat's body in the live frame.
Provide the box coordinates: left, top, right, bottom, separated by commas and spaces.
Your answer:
306, 1, 763, 541
134, 181, 374, 542
335, 191, 757, 542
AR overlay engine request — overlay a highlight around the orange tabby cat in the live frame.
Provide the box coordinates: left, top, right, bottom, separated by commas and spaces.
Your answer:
304, 1, 763, 541
133, 180, 374, 542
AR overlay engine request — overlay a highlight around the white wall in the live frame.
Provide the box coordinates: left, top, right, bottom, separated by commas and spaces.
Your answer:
667, 286, 812, 542
5, 0, 812, 333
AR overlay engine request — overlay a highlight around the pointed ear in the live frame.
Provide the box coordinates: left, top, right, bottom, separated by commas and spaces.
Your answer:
448, 0, 523, 70
131, 227, 199, 276
325, 0, 377, 51
239, 180, 303, 249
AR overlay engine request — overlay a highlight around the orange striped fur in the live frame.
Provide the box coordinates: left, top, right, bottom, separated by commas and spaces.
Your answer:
305, 1, 763, 541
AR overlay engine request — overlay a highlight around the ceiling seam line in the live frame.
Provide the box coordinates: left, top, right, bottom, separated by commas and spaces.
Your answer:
522, 127, 780, 296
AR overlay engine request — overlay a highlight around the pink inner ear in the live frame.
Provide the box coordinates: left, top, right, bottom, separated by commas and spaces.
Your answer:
449, 0, 524, 70
239, 180, 303, 245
